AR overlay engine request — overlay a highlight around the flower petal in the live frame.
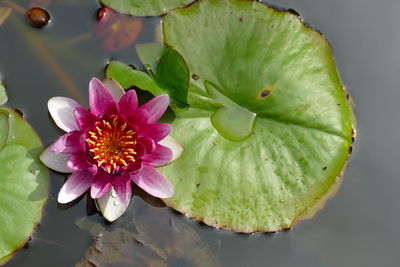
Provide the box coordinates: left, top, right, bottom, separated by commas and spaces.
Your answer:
141, 144, 172, 167
66, 152, 96, 173
75, 107, 96, 131
118, 90, 138, 118
139, 123, 171, 142
137, 137, 155, 154
102, 78, 125, 102
58, 170, 95, 203
158, 135, 184, 163
131, 165, 173, 198
49, 131, 81, 154
40, 147, 72, 173
48, 97, 81, 132
128, 108, 148, 126
89, 77, 117, 117
113, 174, 132, 203
96, 186, 130, 222
139, 94, 169, 123
91, 171, 113, 199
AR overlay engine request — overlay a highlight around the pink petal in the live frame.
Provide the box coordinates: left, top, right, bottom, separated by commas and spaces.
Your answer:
48, 97, 81, 132
118, 90, 138, 118
141, 144, 172, 167
113, 174, 132, 203
130, 165, 173, 198
58, 170, 95, 203
91, 171, 113, 199
137, 137, 155, 154
88, 77, 117, 117
75, 107, 96, 131
139, 123, 171, 142
128, 108, 148, 126
102, 78, 125, 102
66, 152, 96, 173
139, 94, 169, 123
49, 131, 81, 154
40, 147, 72, 173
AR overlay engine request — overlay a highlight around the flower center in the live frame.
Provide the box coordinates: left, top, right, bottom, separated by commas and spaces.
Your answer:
85, 115, 137, 174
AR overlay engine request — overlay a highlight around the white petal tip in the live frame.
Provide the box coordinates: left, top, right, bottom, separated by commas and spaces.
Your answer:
96, 187, 130, 222
40, 147, 72, 173
48, 96, 80, 132
102, 78, 125, 102
158, 135, 184, 163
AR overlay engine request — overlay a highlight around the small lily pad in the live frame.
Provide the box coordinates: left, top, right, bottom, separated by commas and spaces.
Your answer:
159, 0, 355, 232
0, 108, 49, 262
99, 0, 195, 16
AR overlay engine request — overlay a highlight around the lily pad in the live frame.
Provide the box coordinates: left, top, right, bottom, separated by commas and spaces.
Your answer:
0, 108, 49, 262
158, 0, 355, 232
99, 0, 195, 16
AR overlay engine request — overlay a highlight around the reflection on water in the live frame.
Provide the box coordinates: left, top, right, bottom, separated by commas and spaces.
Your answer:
75, 198, 220, 267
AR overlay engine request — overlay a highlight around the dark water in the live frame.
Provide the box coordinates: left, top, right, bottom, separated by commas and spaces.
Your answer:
1, 0, 400, 266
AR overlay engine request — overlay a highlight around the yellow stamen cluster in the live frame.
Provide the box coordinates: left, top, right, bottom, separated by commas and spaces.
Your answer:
85, 115, 137, 174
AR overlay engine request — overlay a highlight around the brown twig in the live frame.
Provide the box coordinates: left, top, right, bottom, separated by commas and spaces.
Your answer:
49, 32, 93, 49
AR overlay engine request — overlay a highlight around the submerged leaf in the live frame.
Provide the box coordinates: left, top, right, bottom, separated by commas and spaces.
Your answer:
0, 109, 49, 262
75, 200, 220, 267
94, 7, 142, 52
159, 0, 355, 232
99, 0, 195, 16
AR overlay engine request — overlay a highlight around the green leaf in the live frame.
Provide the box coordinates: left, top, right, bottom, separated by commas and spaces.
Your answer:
136, 43, 190, 107
0, 81, 8, 106
159, 0, 355, 232
154, 47, 189, 108
0, 108, 49, 260
107, 52, 190, 108
106, 61, 165, 96
0, 113, 9, 151
99, 0, 195, 16
135, 42, 164, 74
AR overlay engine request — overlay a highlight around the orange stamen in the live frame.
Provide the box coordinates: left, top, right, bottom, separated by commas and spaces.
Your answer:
85, 115, 137, 174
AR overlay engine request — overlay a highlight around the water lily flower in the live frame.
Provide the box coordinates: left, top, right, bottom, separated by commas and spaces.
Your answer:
40, 78, 182, 220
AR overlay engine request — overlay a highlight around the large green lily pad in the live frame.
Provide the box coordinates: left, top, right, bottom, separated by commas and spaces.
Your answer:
0, 108, 49, 263
99, 0, 195, 16
158, 0, 354, 232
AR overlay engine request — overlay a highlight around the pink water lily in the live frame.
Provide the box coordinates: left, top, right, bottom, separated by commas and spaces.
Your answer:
40, 78, 182, 216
